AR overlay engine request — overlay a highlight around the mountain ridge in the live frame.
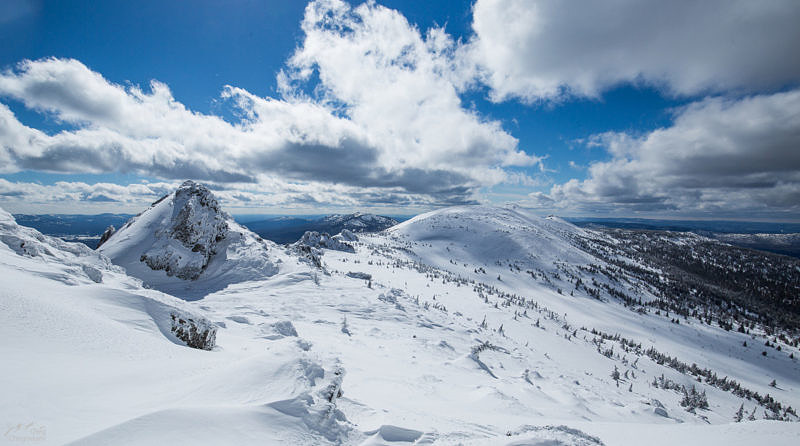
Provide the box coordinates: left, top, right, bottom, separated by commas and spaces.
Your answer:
2, 188, 800, 444
97, 180, 281, 298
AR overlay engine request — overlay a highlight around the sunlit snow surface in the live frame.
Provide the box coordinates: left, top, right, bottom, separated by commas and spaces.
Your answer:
2, 203, 800, 445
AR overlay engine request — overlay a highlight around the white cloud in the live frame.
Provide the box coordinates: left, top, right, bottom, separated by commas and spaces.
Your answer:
469, 0, 800, 102
0, 1, 543, 210
529, 89, 800, 217
2, 0, 798, 217
281, 0, 538, 172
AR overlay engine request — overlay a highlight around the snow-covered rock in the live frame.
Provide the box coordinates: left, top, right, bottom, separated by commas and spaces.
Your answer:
294, 230, 356, 253
98, 180, 279, 297
336, 228, 359, 242
169, 312, 217, 350
96, 225, 116, 248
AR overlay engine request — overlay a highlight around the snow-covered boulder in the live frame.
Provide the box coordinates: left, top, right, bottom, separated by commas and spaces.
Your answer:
294, 231, 355, 254
169, 312, 216, 350
335, 228, 358, 242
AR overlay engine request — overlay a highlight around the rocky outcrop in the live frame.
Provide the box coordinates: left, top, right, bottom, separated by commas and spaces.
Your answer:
169, 312, 217, 350
138, 181, 230, 280
96, 225, 116, 248
98, 181, 279, 296
294, 231, 355, 254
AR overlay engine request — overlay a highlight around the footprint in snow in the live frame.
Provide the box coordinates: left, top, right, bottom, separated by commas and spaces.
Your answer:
227, 315, 251, 324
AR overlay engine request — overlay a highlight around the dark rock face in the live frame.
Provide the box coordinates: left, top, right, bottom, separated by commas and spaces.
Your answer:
139, 180, 231, 280
96, 225, 116, 248
295, 244, 324, 269
170, 312, 217, 350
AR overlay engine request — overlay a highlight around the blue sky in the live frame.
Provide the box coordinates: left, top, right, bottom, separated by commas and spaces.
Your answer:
0, 0, 798, 219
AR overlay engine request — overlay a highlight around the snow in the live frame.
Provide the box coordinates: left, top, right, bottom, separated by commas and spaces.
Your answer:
2, 199, 800, 445
98, 180, 279, 299
294, 230, 356, 253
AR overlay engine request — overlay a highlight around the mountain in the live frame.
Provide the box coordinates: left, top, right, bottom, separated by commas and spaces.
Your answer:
12, 213, 134, 249
241, 212, 399, 244
568, 217, 800, 258
3, 199, 800, 445
710, 232, 800, 258
319, 212, 399, 233
98, 180, 280, 299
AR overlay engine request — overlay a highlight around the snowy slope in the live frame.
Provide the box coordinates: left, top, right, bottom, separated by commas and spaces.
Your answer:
389, 205, 595, 269
4, 199, 800, 445
98, 181, 280, 298
0, 207, 362, 445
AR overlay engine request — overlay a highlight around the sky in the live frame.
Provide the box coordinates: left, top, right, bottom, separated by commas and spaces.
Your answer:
0, 0, 799, 219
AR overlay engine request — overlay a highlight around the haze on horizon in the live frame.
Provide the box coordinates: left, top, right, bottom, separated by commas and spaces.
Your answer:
1, 0, 799, 221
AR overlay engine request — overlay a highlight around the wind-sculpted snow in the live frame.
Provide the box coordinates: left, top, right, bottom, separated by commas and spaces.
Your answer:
98, 180, 279, 298
0, 206, 217, 351
0, 206, 121, 284
4, 203, 800, 445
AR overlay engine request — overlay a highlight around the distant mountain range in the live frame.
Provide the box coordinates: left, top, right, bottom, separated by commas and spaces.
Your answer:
11, 212, 800, 257
239, 213, 401, 244
568, 217, 800, 258
11, 211, 403, 247
3, 184, 800, 444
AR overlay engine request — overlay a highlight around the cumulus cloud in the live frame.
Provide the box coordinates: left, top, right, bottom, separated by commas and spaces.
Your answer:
469, 0, 800, 102
281, 0, 537, 171
529, 89, 800, 217
0, 1, 541, 210
2, 0, 799, 217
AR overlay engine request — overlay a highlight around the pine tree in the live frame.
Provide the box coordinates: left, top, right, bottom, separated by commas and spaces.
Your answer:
611, 365, 620, 384
734, 403, 744, 422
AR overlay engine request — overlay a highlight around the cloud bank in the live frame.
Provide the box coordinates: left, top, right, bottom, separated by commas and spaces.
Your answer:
2, 0, 800, 218
469, 0, 800, 102
0, 1, 538, 210
528, 89, 800, 217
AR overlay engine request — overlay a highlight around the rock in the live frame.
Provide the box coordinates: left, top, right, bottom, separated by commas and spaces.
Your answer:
294, 231, 355, 253
336, 229, 359, 242
96, 225, 116, 248
169, 312, 217, 350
